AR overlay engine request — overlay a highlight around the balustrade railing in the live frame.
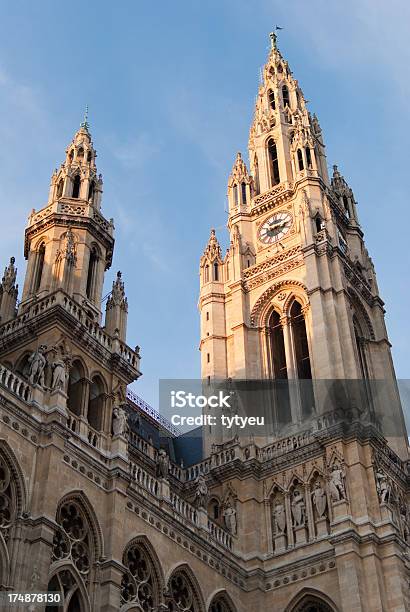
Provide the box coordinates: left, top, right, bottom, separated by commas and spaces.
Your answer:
130, 462, 160, 497
257, 431, 312, 460
169, 492, 198, 526
0, 292, 139, 370
0, 364, 31, 402
207, 519, 233, 550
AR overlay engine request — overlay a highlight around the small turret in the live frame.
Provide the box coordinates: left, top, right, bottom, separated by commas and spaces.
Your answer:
227, 153, 252, 213
105, 271, 128, 341
200, 229, 224, 286
0, 257, 18, 324
331, 165, 359, 223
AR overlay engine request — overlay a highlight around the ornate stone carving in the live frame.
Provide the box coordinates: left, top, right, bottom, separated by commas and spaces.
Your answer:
222, 501, 237, 535
291, 489, 306, 526
156, 449, 169, 479
375, 469, 391, 504
1, 257, 17, 293
52, 501, 91, 579
121, 543, 156, 610
272, 498, 287, 534
194, 475, 208, 509
328, 462, 346, 502
112, 405, 127, 437
0, 457, 13, 538
167, 572, 196, 612
311, 480, 327, 518
27, 345, 47, 387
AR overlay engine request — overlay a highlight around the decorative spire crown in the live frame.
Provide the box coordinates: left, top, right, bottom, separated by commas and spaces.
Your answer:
1, 257, 17, 293
203, 229, 222, 262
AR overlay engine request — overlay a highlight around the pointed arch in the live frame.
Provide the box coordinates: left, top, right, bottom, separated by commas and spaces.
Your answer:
208, 590, 237, 612
347, 288, 375, 341
0, 440, 28, 587
250, 280, 308, 327
0, 439, 28, 516
55, 490, 104, 561
72, 174, 81, 199
285, 587, 339, 612
166, 563, 205, 612
120, 535, 164, 610
33, 241, 46, 293
86, 244, 100, 301
267, 138, 280, 186
46, 562, 91, 612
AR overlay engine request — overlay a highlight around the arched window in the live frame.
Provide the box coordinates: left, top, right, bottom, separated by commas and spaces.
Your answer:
208, 498, 220, 520
167, 570, 201, 612
77, 147, 84, 161
282, 85, 290, 108
297, 149, 304, 171
268, 139, 280, 186
213, 263, 219, 281
343, 195, 350, 218
87, 375, 105, 431
121, 541, 161, 609
254, 156, 260, 195
86, 247, 98, 300
290, 301, 312, 379
268, 89, 276, 110
269, 311, 287, 379
315, 215, 323, 233
306, 147, 313, 168
353, 317, 369, 379
88, 180, 95, 202
233, 184, 238, 206
56, 179, 64, 198
67, 360, 85, 418
204, 265, 209, 283
46, 571, 86, 612
33, 242, 46, 293
290, 594, 335, 612
68, 149, 74, 162
72, 174, 81, 199
241, 182, 247, 205
210, 594, 236, 612
87, 151, 92, 162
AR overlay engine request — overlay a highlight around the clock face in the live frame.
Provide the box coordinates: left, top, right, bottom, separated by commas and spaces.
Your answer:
259, 212, 292, 244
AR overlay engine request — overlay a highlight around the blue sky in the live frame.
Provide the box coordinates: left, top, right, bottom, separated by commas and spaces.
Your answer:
0, 0, 409, 407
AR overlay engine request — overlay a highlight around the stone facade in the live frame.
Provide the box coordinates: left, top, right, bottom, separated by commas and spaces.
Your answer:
0, 34, 409, 612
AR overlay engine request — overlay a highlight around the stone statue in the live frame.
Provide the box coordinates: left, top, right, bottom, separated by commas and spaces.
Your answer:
223, 502, 237, 535
194, 475, 208, 509
27, 345, 47, 387
328, 463, 346, 502
291, 489, 306, 527
376, 470, 391, 504
64, 227, 76, 266
311, 481, 327, 518
273, 500, 286, 534
51, 353, 69, 392
112, 405, 127, 436
113, 382, 127, 409
157, 449, 169, 479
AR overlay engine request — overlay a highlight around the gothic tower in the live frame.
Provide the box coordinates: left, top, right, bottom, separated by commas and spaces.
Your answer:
199, 33, 408, 457
0, 118, 140, 444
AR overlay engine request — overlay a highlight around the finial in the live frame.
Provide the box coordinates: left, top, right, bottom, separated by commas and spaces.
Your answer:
80, 105, 89, 130
269, 31, 277, 49
269, 25, 283, 50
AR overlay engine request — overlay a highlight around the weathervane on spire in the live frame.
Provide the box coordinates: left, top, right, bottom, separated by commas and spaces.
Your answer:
80, 104, 89, 130
269, 25, 283, 50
